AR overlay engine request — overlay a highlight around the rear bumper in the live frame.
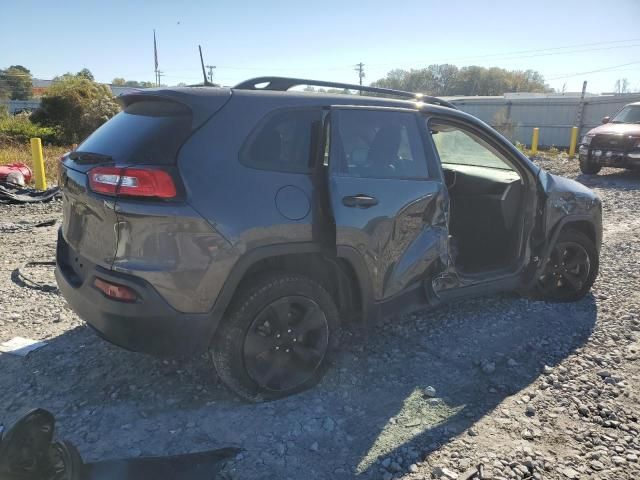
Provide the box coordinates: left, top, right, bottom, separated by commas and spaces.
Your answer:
55, 233, 214, 356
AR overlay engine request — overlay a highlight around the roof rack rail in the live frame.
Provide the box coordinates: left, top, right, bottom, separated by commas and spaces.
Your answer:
233, 77, 457, 109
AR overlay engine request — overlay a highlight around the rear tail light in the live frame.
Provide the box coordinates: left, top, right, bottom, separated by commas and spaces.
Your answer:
88, 167, 176, 198
93, 277, 138, 302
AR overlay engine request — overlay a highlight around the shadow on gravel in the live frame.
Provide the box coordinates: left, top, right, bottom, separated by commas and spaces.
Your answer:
353, 294, 598, 477
576, 169, 640, 190
0, 293, 598, 478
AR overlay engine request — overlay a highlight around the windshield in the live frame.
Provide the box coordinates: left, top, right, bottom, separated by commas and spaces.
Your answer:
611, 105, 640, 124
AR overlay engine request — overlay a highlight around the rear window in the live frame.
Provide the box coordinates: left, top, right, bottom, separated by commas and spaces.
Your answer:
240, 108, 323, 174
76, 99, 192, 165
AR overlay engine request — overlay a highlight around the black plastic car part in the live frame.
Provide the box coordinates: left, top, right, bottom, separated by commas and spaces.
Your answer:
0, 408, 82, 480
234, 76, 458, 109
0, 408, 240, 480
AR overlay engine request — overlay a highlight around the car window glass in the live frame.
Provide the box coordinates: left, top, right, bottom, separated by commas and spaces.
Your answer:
240, 108, 323, 173
77, 100, 192, 165
430, 124, 514, 171
612, 105, 640, 123
332, 110, 428, 179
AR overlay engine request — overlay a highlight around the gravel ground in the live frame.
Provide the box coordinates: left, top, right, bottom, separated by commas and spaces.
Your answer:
0, 156, 638, 479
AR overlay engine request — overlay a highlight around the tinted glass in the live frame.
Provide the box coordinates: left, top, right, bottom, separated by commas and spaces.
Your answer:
240, 108, 323, 173
332, 110, 428, 179
612, 105, 640, 123
430, 124, 513, 171
77, 100, 192, 165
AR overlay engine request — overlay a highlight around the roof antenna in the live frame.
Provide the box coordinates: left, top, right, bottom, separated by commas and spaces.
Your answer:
198, 45, 211, 86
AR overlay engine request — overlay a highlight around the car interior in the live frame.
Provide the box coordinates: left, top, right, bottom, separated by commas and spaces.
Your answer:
430, 123, 525, 274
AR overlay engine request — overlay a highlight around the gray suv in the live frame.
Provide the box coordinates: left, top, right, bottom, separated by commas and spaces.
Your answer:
56, 77, 602, 401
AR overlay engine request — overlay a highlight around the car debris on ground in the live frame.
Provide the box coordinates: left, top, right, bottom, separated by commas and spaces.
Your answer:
0, 181, 61, 204
0, 408, 240, 479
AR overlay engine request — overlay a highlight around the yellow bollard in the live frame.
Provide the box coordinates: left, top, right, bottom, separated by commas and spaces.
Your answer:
531, 128, 539, 155
568, 126, 579, 157
30, 138, 47, 190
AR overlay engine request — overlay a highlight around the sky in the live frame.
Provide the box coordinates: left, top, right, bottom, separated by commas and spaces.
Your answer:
2, 0, 640, 94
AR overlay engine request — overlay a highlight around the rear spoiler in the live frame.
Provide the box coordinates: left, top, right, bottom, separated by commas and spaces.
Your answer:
117, 88, 232, 127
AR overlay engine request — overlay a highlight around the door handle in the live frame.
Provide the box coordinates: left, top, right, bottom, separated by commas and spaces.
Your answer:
342, 194, 379, 208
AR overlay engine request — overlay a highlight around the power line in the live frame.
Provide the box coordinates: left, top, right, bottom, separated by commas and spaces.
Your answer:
365, 43, 640, 69
547, 60, 640, 80
436, 37, 640, 62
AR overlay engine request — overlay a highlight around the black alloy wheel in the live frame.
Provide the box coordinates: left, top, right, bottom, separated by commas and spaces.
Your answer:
243, 296, 329, 392
536, 229, 598, 302
212, 273, 339, 401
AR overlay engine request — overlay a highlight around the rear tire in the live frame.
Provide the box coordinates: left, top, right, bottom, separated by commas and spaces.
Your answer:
579, 156, 601, 175
534, 229, 598, 302
211, 273, 340, 402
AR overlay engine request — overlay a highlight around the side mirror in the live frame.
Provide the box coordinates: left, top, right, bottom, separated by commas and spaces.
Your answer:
601, 116, 610, 124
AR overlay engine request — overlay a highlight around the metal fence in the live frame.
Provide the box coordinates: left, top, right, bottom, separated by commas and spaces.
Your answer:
451, 94, 640, 148
0, 99, 42, 114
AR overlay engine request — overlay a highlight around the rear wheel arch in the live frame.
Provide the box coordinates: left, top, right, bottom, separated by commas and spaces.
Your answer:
238, 252, 362, 317
208, 245, 371, 341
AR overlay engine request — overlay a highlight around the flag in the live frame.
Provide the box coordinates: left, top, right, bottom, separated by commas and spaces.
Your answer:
153, 30, 158, 71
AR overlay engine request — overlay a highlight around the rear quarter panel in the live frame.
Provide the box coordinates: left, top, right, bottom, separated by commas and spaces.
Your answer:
112, 201, 234, 313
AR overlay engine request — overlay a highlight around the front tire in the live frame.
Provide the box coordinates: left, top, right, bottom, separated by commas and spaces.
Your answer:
579, 156, 601, 175
211, 273, 340, 401
534, 229, 599, 302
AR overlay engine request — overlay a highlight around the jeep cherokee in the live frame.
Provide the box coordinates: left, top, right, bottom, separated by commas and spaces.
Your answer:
56, 77, 602, 401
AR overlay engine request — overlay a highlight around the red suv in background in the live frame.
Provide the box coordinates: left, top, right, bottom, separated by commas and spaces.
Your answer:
579, 102, 640, 174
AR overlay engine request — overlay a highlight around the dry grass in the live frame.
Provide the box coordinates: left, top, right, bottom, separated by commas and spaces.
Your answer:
0, 143, 71, 186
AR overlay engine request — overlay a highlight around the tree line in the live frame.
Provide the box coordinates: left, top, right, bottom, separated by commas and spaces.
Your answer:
370, 64, 553, 96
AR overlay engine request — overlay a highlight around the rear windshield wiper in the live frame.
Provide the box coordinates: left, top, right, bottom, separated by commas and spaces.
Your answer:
68, 151, 113, 164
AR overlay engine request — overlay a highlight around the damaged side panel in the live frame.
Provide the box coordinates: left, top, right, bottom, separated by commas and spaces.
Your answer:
112, 201, 237, 313
329, 177, 449, 303
539, 171, 602, 250
381, 192, 449, 298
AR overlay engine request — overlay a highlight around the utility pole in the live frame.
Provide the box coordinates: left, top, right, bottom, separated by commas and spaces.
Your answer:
157, 70, 164, 86
355, 62, 365, 95
153, 29, 159, 86
206, 65, 216, 83
575, 80, 588, 137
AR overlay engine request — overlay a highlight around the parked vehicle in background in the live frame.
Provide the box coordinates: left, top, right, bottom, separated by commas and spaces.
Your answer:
56, 77, 602, 401
578, 101, 640, 174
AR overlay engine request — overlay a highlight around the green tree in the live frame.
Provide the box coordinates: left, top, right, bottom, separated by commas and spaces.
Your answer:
372, 64, 551, 96
0, 65, 33, 100
77, 68, 95, 81
123, 79, 155, 88
110, 78, 156, 88
0, 81, 9, 99
31, 76, 120, 143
